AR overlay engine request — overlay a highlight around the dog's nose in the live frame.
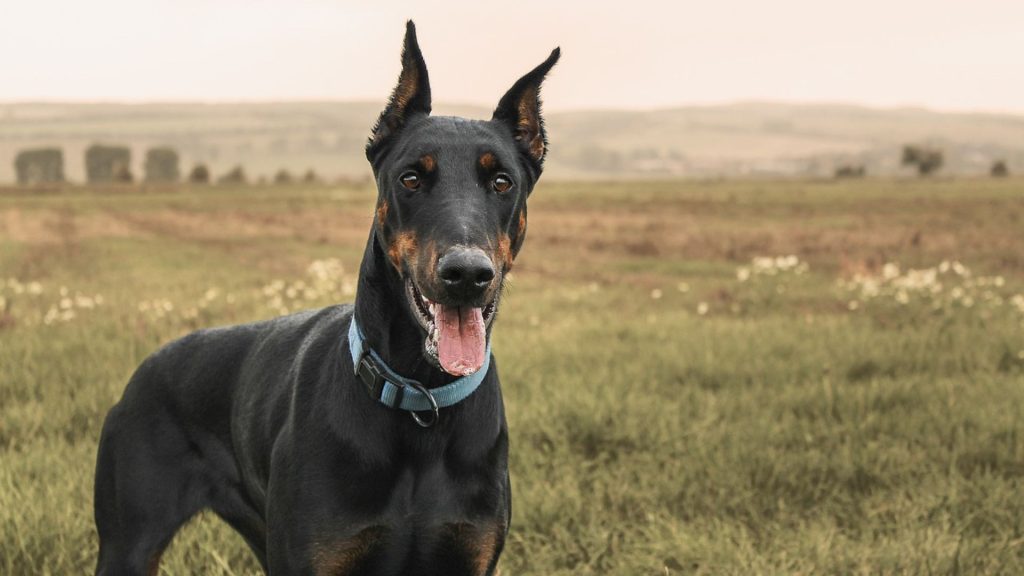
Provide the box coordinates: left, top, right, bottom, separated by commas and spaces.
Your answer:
437, 248, 494, 300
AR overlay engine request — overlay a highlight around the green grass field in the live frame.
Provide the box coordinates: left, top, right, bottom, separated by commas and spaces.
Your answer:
2, 178, 1023, 574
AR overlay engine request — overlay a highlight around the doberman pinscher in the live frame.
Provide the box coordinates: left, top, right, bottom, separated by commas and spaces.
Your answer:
93, 21, 559, 576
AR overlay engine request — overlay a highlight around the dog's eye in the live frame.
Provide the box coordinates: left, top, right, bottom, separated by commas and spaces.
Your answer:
491, 174, 513, 194
400, 171, 421, 191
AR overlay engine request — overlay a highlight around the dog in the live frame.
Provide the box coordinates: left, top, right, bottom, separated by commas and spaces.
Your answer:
92, 21, 558, 576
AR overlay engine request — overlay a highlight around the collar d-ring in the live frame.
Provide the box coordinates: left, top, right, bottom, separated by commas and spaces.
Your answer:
407, 380, 439, 427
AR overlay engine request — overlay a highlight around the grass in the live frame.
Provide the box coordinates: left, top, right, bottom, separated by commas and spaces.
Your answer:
1, 178, 1023, 574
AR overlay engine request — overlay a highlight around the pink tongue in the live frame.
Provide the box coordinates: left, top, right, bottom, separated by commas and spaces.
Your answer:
437, 305, 486, 376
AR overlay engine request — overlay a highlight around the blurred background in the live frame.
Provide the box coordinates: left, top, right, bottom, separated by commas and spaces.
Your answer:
2, 1, 1023, 574
3, 0, 1024, 183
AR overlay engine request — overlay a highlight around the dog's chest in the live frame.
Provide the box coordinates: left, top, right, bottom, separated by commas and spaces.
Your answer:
312, 519, 505, 576
311, 462, 508, 576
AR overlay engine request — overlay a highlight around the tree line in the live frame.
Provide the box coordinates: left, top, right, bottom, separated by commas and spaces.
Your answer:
834, 145, 1010, 179
12, 145, 320, 186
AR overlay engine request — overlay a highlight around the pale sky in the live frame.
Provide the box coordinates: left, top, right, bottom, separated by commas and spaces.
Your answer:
1, 0, 1022, 113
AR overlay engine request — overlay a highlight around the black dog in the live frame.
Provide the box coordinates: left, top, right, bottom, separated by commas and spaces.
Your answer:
93, 21, 558, 576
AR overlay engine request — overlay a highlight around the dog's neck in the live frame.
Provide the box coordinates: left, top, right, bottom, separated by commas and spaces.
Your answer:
352, 228, 459, 388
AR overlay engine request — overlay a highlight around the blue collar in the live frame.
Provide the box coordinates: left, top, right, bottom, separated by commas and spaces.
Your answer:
347, 316, 491, 425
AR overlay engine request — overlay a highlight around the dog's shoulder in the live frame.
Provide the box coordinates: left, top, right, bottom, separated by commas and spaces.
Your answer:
142, 304, 353, 374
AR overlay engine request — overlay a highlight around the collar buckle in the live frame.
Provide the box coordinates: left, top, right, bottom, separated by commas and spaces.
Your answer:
356, 353, 406, 410
356, 354, 386, 401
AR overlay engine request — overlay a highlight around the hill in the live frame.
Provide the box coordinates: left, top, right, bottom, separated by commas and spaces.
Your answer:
2, 101, 1022, 182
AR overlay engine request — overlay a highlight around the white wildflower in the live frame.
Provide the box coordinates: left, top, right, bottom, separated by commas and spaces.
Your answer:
1010, 295, 1024, 313
74, 295, 95, 309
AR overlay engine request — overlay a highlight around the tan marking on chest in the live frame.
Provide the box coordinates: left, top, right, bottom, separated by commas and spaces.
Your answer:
313, 526, 388, 576
445, 522, 505, 576
146, 551, 162, 576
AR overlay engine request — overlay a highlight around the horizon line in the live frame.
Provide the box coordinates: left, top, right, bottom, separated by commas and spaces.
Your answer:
2, 98, 1024, 119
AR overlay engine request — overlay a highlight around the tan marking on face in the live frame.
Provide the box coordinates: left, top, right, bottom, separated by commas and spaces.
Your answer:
376, 200, 389, 229
313, 526, 387, 576
420, 154, 436, 173
388, 231, 418, 273
422, 239, 439, 286
496, 233, 514, 272
516, 210, 527, 240
479, 152, 497, 171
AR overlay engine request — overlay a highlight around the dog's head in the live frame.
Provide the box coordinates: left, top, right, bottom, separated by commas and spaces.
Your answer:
365, 21, 558, 377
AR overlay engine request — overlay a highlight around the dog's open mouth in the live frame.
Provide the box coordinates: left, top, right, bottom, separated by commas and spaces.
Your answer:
406, 279, 497, 376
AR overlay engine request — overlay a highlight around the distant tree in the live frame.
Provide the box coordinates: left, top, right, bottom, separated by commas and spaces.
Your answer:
188, 164, 210, 184
144, 147, 180, 183
85, 144, 132, 183
274, 169, 293, 185
113, 163, 134, 183
218, 165, 247, 185
901, 145, 944, 177
991, 160, 1009, 178
834, 164, 866, 179
14, 148, 64, 184
303, 169, 319, 184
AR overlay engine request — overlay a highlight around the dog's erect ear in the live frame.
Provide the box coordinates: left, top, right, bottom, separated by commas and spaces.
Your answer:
492, 48, 560, 166
366, 21, 432, 160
